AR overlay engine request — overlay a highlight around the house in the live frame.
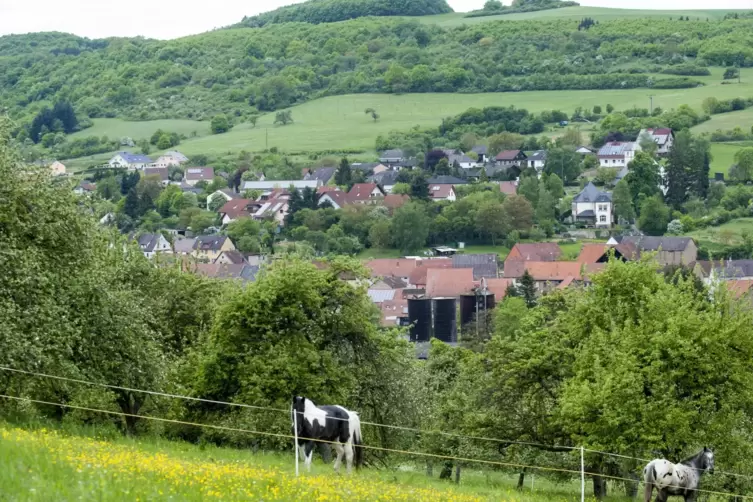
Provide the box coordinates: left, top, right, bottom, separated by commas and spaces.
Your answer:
143, 167, 169, 185
207, 188, 242, 207
619, 236, 697, 266
452, 254, 499, 280
214, 250, 248, 265
407, 258, 453, 288
193, 263, 258, 283
192, 235, 236, 262
370, 276, 408, 290
572, 182, 613, 228
527, 150, 548, 171
484, 278, 516, 302
506, 242, 562, 263
379, 149, 406, 164
367, 289, 399, 304
596, 142, 640, 168
318, 190, 349, 210
575, 146, 594, 155
694, 260, 753, 284
184, 167, 215, 186
471, 145, 489, 164
109, 151, 153, 170
247, 197, 290, 225
351, 162, 388, 175
134, 233, 172, 259
219, 199, 253, 224
305, 167, 336, 185
242, 180, 320, 192
367, 258, 424, 284
379, 298, 410, 327
73, 180, 96, 195
504, 261, 605, 292
348, 183, 384, 204
425, 268, 476, 298
576, 242, 639, 263
99, 212, 115, 225
429, 184, 456, 202
368, 170, 400, 193
154, 151, 188, 168
495, 150, 528, 168
499, 180, 518, 195
382, 194, 410, 211
442, 149, 475, 169
49, 161, 66, 176
638, 128, 674, 156
173, 238, 197, 255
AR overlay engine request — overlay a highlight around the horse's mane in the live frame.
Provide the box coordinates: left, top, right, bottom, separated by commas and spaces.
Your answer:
680, 449, 704, 466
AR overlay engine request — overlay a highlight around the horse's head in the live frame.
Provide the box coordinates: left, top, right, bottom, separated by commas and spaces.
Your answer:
702, 447, 715, 474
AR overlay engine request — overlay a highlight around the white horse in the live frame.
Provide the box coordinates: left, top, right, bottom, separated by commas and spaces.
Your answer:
643, 447, 715, 502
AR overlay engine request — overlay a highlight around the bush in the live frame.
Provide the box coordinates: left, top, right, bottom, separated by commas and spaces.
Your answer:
661, 64, 711, 76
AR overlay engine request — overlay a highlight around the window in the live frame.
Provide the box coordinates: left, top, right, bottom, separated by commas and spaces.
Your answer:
600, 215, 607, 223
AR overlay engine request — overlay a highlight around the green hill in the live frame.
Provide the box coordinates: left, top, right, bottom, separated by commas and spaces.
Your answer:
239, 0, 453, 27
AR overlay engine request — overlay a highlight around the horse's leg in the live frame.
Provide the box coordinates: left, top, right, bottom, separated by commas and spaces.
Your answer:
344, 441, 354, 474
333, 443, 344, 473
655, 490, 668, 502
304, 441, 315, 472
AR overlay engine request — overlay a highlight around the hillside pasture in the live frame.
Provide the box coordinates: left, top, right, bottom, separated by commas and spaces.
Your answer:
709, 142, 749, 177
688, 218, 753, 251
68, 71, 752, 161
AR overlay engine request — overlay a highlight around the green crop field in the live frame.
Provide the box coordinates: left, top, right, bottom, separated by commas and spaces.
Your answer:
68, 67, 752, 164
415, 7, 749, 26
0, 423, 632, 502
692, 107, 753, 135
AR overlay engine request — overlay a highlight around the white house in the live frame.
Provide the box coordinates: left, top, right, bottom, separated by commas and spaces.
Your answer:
154, 151, 188, 168
571, 182, 612, 228
527, 150, 547, 171
638, 128, 674, 156
429, 184, 456, 202
378, 149, 405, 164
318, 191, 349, 210
135, 233, 173, 259
207, 188, 242, 207
184, 167, 215, 186
596, 142, 640, 168
49, 161, 66, 176
109, 151, 154, 170
241, 180, 321, 192
443, 149, 475, 169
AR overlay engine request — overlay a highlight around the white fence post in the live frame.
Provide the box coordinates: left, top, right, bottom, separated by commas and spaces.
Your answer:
580, 446, 585, 502
293, 409, 299, 477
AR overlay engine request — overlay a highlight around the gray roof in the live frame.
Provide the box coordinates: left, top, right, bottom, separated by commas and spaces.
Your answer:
136, 233, 161, 252
448, 152, 474, 165
242, 180, 320, 191
174, 238, 196, 254
573, 182, 612, 203
528, 150, 548, 162
621, 236, 694, 252
597, 142, 638, 158
194, 235, 228, 251
379, 149, 404, 159
471, 145, 488, 155
577, 209, 595, 217
452, 253, 498, 280
368, 170, 400, 186
307, 167, 335, 184
367, 289, 397, 303
115, 151, 153, 164
427, 176, 468, 185
351, 162, 381, 172
698, 260, 753, 279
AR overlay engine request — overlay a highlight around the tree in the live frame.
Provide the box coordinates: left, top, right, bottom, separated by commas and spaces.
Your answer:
592, 105, 602, 115
249, 115, 259, 128
274, 110, 293, 126
368, 220, 391, 249
625, 152, 661, 208
732, 148, 753, 182
723, 67, 740, 80
190, 211, 215, 233
517, 270, 537, 308
391, 182, 411, 195
460, 133, 478, 153
483, 0, 504, 10
557, 128, 582, 148
638, 130, 659, 157
157, 134, 172, 150
391, 203, 430, 253
475, 201, 507, 245
502, 195, 534, 232
489, 132, 524, 156
638, 195, 670, 235
410, 171, 430, 200
211, 114, 231, 134
365, 108, 379, 122
536, 184, 555, 224
612, 179, 636, 223
139, 140, 151, 155
546, 173, 564, 199
208, 192, 228, 212
517, 175, 539, 208
594, 167, 618, 186
123, 187, 140, 219
335, 157, 352, 186
435, 158, 451, 175
665, 130, 711, 207
606, 104, 614, 113
544, 148, 581, 184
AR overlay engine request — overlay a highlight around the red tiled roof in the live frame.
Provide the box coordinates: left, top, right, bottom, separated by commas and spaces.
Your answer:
349, 183, 382, 201
380, 298, 409, 326
383, 193, 410, 209
185, 167, 214, 181
506, 243, 562, 263
496, 150, 523, 161
366, 259, 419, 278
484, 278, 515, 301
429, 185, 454, 199
317, 186, 341, 194
577, 244, 609, 264
219, 199, 253, 219
727, 280, 753, 298
500, 181, 517, 195
504, 261, 604, 281
408, 258, 453, 286
319, 191, 350, 207
425, 268, 475, 298
143, 167, 168, 181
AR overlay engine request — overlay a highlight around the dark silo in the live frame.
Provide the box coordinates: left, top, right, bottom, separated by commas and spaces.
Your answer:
459, 294, 477, 327
408, 298, 432, 342
433, 298, 457, 343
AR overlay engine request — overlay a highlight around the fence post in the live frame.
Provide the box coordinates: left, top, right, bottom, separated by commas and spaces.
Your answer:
293, 409, 299, 477
580, 446, 585, 502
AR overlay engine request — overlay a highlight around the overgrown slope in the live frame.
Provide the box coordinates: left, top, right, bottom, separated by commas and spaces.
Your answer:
239, 0, 453, 27
1, 17, 752, 125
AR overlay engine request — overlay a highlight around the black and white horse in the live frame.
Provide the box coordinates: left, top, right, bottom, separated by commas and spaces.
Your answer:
643, 447, 715, 502
291, 396, 363, 473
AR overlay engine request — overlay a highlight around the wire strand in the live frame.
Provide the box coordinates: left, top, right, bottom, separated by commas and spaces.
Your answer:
1, 393, 752, 500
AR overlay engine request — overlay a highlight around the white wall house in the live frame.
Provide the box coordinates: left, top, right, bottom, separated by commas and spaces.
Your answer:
638, 128, 674, 156
136, 233, 173, 259
527, 150, 547, 171
596, 142, 640, 168
109, 152, 154, 170
154, 151, 188, 168
571, 182, 613, 228
50, 161, 66, 176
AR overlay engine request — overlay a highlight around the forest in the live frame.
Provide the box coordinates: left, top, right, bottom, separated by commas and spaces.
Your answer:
239, 0, 453, 27
2, 16, 753, 126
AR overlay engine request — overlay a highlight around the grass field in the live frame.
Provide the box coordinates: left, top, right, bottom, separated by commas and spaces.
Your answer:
68, 118, 209, 142
688, 218, 753, 251
709, 142, 750, 177
415, 7, 749, 26
0, 423, 627, 502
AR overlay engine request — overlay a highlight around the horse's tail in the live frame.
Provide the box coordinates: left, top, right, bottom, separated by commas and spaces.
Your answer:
643, 462, 655, 502
349, 412, 364, 469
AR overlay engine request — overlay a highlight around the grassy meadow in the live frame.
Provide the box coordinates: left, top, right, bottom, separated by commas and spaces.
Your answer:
415, 7, 749, 26
688, 218, 753, 252
0, 423, 628, 502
